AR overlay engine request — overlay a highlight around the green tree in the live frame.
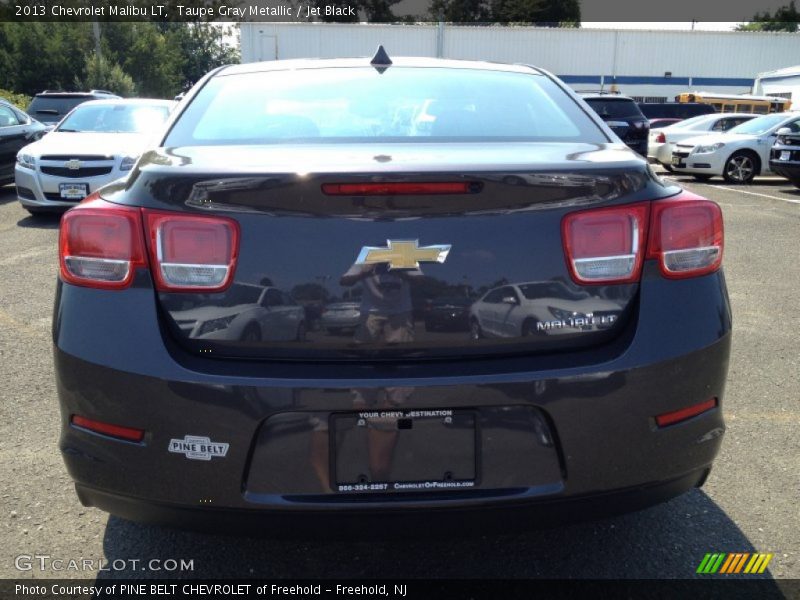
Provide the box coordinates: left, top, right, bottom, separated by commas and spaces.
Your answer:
491, 0, 579, 24
429, 0, 491, 21
168, 23, 240, 90
736, 1, 799, 31
78, 55, 137, 97
121, 24, 184, 98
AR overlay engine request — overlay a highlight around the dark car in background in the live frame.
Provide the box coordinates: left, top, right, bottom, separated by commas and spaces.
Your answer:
55, 54, 730, 534
638, 102, 716, 121
0, 100, 46, 184
423, 296, 472, 332
580, 94, 649, 156
770, 126, 800, 188
26, 90, 120, 128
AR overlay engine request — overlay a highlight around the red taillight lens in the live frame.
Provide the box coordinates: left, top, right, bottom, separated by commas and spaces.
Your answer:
562, 202, 649, 284
655, 398, 717, 427
144, 211, 239, 292
71, 415, 145, 442
322, 182, 474, 195
647, 194, 723, 279
59, 196, 146, 290
656, 132, 666, 143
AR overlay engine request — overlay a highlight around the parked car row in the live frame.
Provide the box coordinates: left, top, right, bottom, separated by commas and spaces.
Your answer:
0, 90, 176, 215
667, 112, 800, 184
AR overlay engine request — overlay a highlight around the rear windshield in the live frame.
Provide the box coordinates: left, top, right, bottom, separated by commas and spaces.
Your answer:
58, 102, 171, 133
728, 113, 795, 136
27, 97, 89, 120
165, 67, 607, 146
584, 99, 643, 120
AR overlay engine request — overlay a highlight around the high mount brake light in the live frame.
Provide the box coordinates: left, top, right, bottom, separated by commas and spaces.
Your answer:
562, 192, 723, 284
322, 182, 476, 195
59, 197, 240, 292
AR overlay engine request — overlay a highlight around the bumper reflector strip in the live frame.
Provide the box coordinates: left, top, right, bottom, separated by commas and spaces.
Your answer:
655, 398, 718, 427
71, 415, 145, 442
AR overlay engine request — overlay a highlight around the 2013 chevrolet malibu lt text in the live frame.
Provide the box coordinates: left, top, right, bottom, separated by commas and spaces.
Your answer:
54, 51, 731, 534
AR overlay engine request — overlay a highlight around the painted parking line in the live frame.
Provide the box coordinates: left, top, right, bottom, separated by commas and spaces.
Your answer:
711, 185, 800, 205
663, 177, 800, 205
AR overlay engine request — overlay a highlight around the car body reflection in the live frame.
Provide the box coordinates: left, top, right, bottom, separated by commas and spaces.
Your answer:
168, 283, 306, 342
469, 281, 623, 339
319, 301, 361, 335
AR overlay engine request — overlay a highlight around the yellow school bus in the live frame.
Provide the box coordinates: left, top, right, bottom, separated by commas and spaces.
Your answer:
675, 92, 791, 114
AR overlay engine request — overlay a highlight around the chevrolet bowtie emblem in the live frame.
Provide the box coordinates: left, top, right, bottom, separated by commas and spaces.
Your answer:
356, 240, 451, 270
64, 159, 81, 170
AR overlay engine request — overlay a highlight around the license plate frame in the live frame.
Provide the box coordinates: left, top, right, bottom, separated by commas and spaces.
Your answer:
331, 409, 479, 493
59, 182, 89, 200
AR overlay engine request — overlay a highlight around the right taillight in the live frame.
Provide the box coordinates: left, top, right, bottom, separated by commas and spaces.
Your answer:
656, 132, 666, 143
562, 192, 723, 285
647, 194, 723, 279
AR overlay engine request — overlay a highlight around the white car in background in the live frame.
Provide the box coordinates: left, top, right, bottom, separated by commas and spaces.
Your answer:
670, 112, 800, 183
169, 284, 307, 342
15, 98, 175, 215
648, 113, 758, 169
469, 281, 623, 339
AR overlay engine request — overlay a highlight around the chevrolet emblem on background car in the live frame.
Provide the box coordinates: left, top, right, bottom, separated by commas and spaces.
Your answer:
65, 159, 81, 170
356, 239, 451, 270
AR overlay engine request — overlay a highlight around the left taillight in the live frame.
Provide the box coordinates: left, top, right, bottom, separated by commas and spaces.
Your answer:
59, 196, 146, 290
60, 196, 240, 292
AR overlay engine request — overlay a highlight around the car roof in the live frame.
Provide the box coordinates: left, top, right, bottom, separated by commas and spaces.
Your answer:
580, 94, 636, 101
218, 56, 544, 77
34, 91, 118, 98
69, 98, 176, 108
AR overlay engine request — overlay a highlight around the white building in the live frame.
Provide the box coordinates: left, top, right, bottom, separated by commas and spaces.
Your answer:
754, 65, 800, 103
240, 23, 800, 101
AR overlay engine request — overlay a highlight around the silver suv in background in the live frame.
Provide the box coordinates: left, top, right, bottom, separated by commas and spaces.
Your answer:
26, 90, 120, 129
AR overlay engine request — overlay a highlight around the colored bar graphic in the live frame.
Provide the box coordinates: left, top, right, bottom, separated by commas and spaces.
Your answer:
700, 553, 774, 575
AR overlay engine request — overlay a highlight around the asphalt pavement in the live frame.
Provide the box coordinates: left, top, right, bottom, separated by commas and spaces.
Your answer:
0, 171, 797, 581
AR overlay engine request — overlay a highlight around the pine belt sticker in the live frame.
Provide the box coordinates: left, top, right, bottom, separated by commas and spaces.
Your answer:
168, 435, 229, 461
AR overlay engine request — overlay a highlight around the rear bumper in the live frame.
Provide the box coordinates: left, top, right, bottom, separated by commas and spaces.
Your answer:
75, 468, 711, 537
54, 264, 732, 530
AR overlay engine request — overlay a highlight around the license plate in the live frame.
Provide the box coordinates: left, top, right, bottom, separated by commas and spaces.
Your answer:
780, 151, 791, 161
59, 183, 88, 200
671, 155, 684, 166
333, 409, 477, 492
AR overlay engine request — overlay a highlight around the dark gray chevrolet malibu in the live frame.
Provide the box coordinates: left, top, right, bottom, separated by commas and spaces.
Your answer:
54, 53, 731, 534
